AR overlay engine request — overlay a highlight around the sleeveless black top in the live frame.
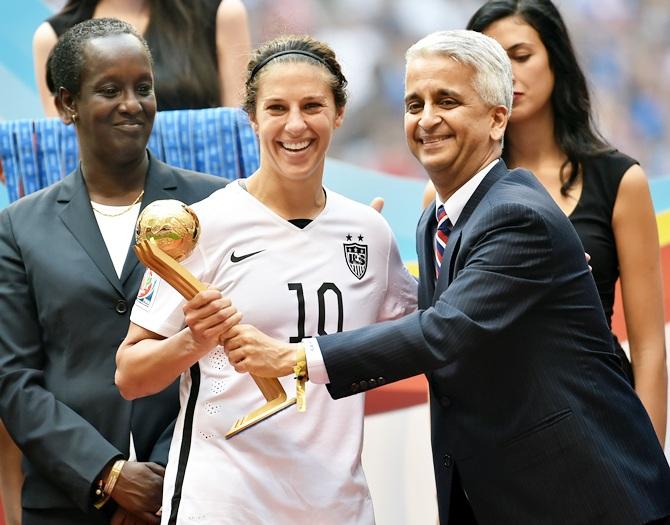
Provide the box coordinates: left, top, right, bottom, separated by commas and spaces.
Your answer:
568, 150, 638, 382
47, 0, 221, 110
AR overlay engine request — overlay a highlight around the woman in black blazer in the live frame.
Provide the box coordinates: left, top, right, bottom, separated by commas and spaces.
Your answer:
0, 18, 226, 525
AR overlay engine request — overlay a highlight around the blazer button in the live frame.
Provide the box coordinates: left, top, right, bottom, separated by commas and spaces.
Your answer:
115, 300, 128, 315
351, 383, 360, 393
439, 396, 452, 408
359, 380, 368, 390
377, 377, 386, 386
443, 454, 453, 469
368, 378, 377, 388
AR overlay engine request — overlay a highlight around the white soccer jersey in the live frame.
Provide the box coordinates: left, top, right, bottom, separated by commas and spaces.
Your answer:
131, 181, 417, 525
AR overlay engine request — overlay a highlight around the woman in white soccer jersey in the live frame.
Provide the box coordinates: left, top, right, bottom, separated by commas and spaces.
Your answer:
116, 35, 417, 524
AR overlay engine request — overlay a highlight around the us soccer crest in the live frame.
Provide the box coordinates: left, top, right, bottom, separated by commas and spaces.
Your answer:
343, 235, 368, 280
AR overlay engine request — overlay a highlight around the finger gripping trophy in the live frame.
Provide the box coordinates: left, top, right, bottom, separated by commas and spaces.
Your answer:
134, 199, 296, 438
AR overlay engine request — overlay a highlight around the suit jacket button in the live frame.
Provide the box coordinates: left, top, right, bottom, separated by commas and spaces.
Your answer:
351, 383, 360, 393
443, 454, 453, 469
359, 380, 368, 390
368, 378, 377, 388
440, 396, 451, 408
115, 300, 128, 315
377, 377, 386, 386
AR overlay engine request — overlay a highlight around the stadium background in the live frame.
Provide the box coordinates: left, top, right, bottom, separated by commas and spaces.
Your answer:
0, 1, 669, 523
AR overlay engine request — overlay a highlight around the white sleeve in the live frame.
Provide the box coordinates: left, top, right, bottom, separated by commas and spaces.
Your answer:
303, 338, 330, 384
130, 244, 211, 337
378, 224, 418, 322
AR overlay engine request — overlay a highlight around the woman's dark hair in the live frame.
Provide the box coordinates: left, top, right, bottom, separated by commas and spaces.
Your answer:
50, 0, 221, 110
243, 35, 348, 116
467, 0, 612, 195
47, 17, 150, 97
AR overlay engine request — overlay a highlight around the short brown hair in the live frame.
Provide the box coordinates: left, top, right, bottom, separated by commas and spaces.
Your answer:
243, 35, 348, 116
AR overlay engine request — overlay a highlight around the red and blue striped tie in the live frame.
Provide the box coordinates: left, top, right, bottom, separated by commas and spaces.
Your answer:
434, 204, 451, 279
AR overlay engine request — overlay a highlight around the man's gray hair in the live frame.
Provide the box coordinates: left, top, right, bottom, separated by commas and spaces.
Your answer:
406, 29, 513, 113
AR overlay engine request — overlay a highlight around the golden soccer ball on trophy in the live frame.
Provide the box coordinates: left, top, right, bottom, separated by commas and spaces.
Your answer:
135, 199, 200, 261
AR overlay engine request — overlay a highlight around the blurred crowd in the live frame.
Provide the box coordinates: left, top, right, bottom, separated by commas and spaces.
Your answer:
40, 0, 670, 179
243, 0, 670, 179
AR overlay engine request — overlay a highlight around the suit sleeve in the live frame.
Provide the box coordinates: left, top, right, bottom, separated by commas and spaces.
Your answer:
321, 203, 555, 399
0, 209, 121, 511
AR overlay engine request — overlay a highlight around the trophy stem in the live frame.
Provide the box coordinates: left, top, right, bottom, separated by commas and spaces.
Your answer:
134, 239, 295, 438
225, 394, 296, 439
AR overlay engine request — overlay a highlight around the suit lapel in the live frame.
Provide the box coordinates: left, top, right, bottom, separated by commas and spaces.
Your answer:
434, 229, 461, 294
456, 160, 508, 227
58, 168, 125, 296
119, 152, 179, 288
431, 160, 509, 301
416, 205, 436, 308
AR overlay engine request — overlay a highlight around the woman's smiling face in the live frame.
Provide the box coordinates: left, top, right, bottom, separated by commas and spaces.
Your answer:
71, 32, 156, 166
250, 61, 344, 183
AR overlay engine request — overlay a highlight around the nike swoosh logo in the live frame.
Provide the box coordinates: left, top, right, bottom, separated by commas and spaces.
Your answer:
230, 249, 265, 263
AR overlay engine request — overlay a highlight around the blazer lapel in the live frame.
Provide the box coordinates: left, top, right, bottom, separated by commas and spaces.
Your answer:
431, 159, 509, 301
119, 152, 179, 288
457, 159, 508, 226
58, 169, 125, 296
433, 229, 461, 296
416, 206, 437, 308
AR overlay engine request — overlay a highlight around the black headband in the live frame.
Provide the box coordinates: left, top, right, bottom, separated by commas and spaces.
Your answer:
249, 50, 333, 81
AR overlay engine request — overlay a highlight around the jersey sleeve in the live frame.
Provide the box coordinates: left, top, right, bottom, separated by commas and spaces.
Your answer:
377, 223, 418, 322
130, 244, 211, 337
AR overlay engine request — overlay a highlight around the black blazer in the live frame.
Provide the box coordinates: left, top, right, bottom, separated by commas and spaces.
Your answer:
318, 161, 670, 524
0, 152, 227, 519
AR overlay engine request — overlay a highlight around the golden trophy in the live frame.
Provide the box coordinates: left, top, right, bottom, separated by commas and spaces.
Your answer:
135, 199, 296, 438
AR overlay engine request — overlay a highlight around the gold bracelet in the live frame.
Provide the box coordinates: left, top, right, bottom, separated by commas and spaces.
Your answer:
93, 459, 126, 509
294, 345, 308, 412
105, 459, 126, 496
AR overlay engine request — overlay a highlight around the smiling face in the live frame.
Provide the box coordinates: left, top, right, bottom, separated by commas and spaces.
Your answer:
249, 61, 344, 184
61, 33, 156, 167
404, 53, 507, 198
483, 15, 555, 124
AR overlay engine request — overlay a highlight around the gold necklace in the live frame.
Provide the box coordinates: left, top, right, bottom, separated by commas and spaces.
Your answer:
91, 190, 145, 217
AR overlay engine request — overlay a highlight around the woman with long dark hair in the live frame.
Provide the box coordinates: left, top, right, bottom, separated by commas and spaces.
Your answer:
467, 0, 666, 445
33, 0, 251, 114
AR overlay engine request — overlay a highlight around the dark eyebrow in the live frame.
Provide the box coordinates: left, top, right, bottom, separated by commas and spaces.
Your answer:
404, 88, 460, 105
302, 95, 329, 103
505, 42, 532, 53
404, 93, 419, 105
263, 95, 329, 104
435, 88, 460, 98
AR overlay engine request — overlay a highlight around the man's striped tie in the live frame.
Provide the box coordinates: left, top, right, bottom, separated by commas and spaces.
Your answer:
434, 204, 451, 278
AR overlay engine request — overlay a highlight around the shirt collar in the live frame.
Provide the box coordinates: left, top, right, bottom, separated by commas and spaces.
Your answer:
435, 159, 499, 226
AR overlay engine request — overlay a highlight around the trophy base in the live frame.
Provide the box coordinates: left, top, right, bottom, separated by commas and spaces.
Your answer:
225, 397, 297, 438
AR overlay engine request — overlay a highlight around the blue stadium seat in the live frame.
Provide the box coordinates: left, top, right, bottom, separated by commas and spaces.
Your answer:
0, 107, 259, 203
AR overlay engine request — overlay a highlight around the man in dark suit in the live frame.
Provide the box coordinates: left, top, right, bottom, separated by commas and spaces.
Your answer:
0, 153, 226, 524
224, 29, 670, 524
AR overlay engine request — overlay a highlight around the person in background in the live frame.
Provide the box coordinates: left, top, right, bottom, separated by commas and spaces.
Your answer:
115, 34, 417, 524
0, 18, 226, 524
222, 29, 670, 524
423, 0, 667, 445
33, 0, 251, 113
